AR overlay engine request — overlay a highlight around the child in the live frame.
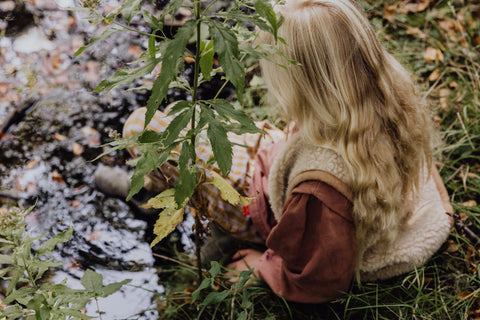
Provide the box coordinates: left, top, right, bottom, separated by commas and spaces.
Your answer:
97, 0, 453, 304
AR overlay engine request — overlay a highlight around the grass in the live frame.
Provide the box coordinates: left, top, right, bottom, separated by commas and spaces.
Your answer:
154, 0, 480, 319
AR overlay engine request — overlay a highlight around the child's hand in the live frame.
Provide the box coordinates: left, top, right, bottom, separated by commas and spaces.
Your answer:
226, 249, 263, 282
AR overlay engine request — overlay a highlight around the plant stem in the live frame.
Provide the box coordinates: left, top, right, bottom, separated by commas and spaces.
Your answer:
113, 21, 166, 40
191, 0, 203, 283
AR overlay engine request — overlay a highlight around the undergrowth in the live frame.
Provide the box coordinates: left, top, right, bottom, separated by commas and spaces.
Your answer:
155, 0, 480, 319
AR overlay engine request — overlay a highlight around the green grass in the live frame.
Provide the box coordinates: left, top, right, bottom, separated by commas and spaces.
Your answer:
155, 0, 480, 319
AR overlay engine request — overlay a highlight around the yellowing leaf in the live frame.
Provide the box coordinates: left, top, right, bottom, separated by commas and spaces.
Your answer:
209, 171, 254, 206
143, 189, 176, 209
428, 69, 441, 81
151, 207, 184, 247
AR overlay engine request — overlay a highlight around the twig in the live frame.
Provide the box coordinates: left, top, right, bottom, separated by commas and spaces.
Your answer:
448, 212, 480, 247
151, 252, 205, 271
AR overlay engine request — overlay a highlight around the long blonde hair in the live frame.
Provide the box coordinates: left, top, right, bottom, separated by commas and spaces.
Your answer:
258, 0, 433, 273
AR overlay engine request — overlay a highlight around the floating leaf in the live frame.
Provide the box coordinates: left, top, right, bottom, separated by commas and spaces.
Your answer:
209, 171, 253, 206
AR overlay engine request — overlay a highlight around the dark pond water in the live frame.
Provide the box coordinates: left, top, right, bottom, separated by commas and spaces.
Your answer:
0, 0, 216, 318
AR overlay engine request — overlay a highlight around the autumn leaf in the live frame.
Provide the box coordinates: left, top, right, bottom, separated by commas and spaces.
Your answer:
208, 171, 254, 206
72, 142, 84, 156
142, 189, 176, 209
428, 69, 441, 81
151, 206, 185, 247
424, 47, 444, 63
52, 171, 64, 183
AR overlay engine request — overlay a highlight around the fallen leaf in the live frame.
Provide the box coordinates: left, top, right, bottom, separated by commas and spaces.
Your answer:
52, 171, 64, 183
128, 45, 142, 59
402, 0, 431, 13
54, 133, 67, 141
458, 211, 469, 222
88, 230, 103, 241
71, 200, 81, 208
72, 142, 83, 156
428, 69, 441, 81
80, 126, 100, 146
406, 27, 420, 35
424, 47, 444, 62
383, 4, 397, 23
27, 160, 39, 169
458, 292, 473, 299
0, 83, 9, 95
449, 81, 458, 88
459, 200, 477, 207
184, 56, 195, 64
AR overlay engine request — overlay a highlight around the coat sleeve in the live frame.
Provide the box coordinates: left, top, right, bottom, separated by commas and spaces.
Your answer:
256, 180, 355, 303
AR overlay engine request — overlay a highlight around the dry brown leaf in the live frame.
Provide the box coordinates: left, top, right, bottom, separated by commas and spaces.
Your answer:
406, 27, 420, 35
85, 61, 100, 82
383, 4, 397, 22
474, 34, 480, 46
72, 142, 83, 156
449, 81, 458, 88
402, 0, 431, 13
439, 88, 450, 109
439, 19, 456, 33
424, 47, 444, 62
459, 200, 477, 207
81, 126, 100, 146
54, 133, 67, 141
88, 230, 103, 242
184, 56, 195, 64
458, 292, 473, 299
52, 171, 64, 183
459, 211, 469, 222
428, 69, 441, 81
0, 82, 9, 95
71, 200, 81, 208
446, 240, 459, 253
27, 160, 39, 169
128, 45, 142, 59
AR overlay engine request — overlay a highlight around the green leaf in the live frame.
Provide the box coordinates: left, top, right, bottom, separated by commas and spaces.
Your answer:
254, 0, 283, 40
237, 311, 248, 320
56, 308, 95, 319
197, 104, 215, 131
145, 20, 196, 128
211, 100, 263, 134
200, 40, 214, 81
0, 304, 25, 318
167, 100, 191, 115
101, 279, 131, 297
74, 28, 122, 56
36, 225, 73, 257
208, 20, 245, 101
3, 286, 36, 304
127, 149, 160, 201
151, 206, 185, 247
33, 259, 63, 281
143, 10, 163, 31
200, 290, 229, 306
95, 54, 162, 92
175, 141, 197, 206
209, 261, 221, 278
81, 269, 103, 294
164, 108, 192, 145
231, 269, 254, 289
148, 35, 156, 59
207, 120, 232, 175
191, 277, 213, 302
0, 253, 14, 264
138, 129, 166, 144
6, 269, 23, 296
120, 0, 142, 23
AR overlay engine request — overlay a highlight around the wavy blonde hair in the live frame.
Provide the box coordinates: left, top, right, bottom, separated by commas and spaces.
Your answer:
258, 0, 433, 275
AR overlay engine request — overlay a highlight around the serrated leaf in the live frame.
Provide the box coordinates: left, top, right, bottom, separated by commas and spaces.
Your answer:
211, 100, 263, 134
231, 269, 254, 289
148, 35, 156, 58
200, 290, 229, 306
207, 120, 232, 175
74, 28, 122, 56
216, 11, 271, 33
175, 141, 197, 206
164, 108, 192, 145
36, 224, 73, 257
33, 259, 63, 281
200, 40, 214, 81
209, 171, 254, 206
143, 10, 163, 30
0, 253, 14, 264
145, 20, 196, 127
6, 269, 23, 295
254, 0, 283, 40
127, 153, 154, 201
120, 0, 142, 23
138, 129, 166, 144
151, 206, 185, 247
208, 21, 245, 101
144, 189, 176, 209
167, 100, 191, 115
197, 104, 215, 131
95, 54, 162, 92
0, 304, 24, 318
3, 286, 36, 304
101, 279, 131, 297
81, 269, 103, 294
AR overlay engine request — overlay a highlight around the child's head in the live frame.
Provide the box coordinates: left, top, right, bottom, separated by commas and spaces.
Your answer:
259, 0, 434, 273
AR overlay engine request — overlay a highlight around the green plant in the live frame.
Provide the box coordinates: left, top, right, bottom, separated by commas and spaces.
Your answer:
73, 0, 285, 279
0, 206, 130, 320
